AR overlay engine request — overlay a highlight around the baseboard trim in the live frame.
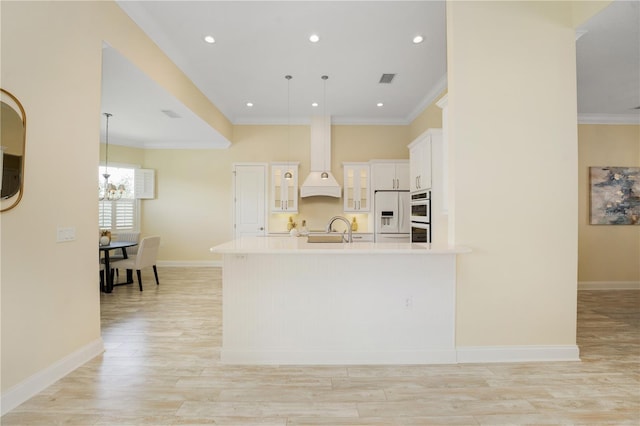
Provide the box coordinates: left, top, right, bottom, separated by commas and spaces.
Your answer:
156, 260, 222, 267
578, 281, 640, 290
221, 349, 458, 365
1, 338, 104, 416
456, 345, 580, 364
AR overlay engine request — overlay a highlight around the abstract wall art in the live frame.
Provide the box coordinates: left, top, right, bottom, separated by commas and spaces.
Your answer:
590, 166, 640, 225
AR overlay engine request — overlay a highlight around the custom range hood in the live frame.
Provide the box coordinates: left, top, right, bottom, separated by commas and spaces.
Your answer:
300, 115, 341, 198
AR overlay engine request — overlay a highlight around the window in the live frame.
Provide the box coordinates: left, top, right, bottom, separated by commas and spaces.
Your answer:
98, 165, 138, 232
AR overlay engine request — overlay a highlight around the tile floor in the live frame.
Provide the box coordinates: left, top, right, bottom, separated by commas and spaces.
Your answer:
2, 267, 639, 425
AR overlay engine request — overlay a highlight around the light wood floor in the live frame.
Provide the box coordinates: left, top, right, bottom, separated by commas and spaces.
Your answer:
2, 267, 639, 425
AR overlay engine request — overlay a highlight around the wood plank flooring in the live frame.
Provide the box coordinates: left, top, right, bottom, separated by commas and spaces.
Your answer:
2, 267, 639, 425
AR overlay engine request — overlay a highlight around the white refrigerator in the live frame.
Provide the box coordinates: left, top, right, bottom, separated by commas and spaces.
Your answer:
374, 190, 410, 243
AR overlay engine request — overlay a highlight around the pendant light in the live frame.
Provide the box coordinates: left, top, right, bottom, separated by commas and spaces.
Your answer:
320, 75, 329, 180
99, 112, 125, 201
284, 75, 293, 180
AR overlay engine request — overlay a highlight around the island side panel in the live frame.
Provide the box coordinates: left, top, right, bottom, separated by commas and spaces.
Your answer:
221, 252, 457, 364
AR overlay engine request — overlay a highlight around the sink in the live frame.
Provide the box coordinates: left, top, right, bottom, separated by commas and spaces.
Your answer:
307, 234, 344, 243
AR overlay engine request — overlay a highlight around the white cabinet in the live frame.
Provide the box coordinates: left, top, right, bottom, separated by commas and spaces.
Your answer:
370, 161, 409, 191
409, 141, 429, 192
408, 130, 439, 192
270, 162, 299, 212
343, 162, 370, 212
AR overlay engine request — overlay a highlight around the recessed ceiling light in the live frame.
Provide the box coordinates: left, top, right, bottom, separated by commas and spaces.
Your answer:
309, 34, 320, 43
312, 102, 319, 107
246, 102, 253, 107
412, 35, 424, 44
204, 35, 215, 44
377, 102, 384, 107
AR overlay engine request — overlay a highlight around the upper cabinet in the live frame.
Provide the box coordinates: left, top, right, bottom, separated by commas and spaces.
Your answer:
408, 130, 439, 192
370, 161, 409, 191
271, 162, 299, 212
343, 162, 370, 212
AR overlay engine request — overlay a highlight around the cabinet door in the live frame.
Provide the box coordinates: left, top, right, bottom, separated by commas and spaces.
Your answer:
357, 166, 370, 210
409, 139, 431, 191
271, 163, 298, 212
409, 144, 421, 192
395, 163, 410, 191
371, 163, 397, 190
344, 163, 370, 212
420, 139, 432, 190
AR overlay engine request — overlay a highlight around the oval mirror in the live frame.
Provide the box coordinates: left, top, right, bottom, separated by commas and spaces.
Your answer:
1, 89, 26, 212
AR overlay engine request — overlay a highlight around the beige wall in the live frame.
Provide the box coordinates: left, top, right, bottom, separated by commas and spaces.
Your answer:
409, 92, 446, 140
447, 1, 580, 346
578, 124, 640, 284
0, 1, 225, 395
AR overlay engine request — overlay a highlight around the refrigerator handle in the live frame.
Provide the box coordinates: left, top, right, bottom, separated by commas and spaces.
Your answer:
398, 196, 404, 230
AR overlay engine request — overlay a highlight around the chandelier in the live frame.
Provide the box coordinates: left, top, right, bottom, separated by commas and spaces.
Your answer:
99, 112, 125, 201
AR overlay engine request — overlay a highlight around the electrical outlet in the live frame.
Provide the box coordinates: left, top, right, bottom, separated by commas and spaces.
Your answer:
56, 227, 76, 243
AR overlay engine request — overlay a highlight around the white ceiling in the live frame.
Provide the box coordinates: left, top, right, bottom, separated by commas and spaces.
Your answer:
103, 0, 639, 149
101, 45, 231, 149
576, 0, 640, 121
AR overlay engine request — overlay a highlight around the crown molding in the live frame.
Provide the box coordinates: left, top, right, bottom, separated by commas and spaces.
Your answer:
578, 113, 640, 125
142, 139, 231, 150
407, 73, 448, 123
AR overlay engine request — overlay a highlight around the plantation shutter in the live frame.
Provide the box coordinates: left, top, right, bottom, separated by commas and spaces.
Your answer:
135, 168, 155, 199
114, 199, 135, 231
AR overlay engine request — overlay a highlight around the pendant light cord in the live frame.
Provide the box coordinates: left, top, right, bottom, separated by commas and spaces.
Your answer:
103, 112, 112, 177
284, 75, 293, 180
321, 75, 329, 179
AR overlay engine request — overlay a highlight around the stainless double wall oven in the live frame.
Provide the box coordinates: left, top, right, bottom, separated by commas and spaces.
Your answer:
410, 190, 431, 243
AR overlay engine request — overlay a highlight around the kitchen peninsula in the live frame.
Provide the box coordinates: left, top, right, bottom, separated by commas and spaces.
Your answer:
210, 237, 470, 365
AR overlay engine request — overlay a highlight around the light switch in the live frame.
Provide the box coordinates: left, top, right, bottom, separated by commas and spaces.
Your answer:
56, 227, 76, 243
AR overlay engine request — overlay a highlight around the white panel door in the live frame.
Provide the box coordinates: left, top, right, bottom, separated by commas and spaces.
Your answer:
234, 164, 267, 238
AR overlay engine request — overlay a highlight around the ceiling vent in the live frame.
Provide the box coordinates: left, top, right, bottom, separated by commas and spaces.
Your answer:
379, 73, 396, 84
161, 109, 182, 118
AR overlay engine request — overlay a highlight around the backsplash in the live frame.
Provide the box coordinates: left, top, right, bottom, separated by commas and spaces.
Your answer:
268, 199, 371, 233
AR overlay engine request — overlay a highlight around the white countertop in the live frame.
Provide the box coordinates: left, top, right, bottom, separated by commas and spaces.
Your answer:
210, 236, 471, 255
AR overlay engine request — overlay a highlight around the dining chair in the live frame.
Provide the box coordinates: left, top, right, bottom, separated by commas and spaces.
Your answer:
109, 231, 140, 278
109, 235, 160, 291
99, 262, 106, 292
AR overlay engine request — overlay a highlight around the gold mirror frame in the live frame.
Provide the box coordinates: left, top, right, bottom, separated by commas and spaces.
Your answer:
1, 88, 27, 212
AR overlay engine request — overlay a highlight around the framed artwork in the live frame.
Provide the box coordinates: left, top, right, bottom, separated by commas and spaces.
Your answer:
589, 166, 640, 225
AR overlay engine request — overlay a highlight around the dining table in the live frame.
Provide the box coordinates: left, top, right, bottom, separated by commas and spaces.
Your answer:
99, 241, 138, 293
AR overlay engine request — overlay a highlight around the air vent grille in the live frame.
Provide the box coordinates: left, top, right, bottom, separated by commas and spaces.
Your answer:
161, 109, 181, 118
379, 73, 396, 84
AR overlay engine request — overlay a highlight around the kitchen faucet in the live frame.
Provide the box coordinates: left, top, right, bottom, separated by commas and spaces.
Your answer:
326, 215, 353, 243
